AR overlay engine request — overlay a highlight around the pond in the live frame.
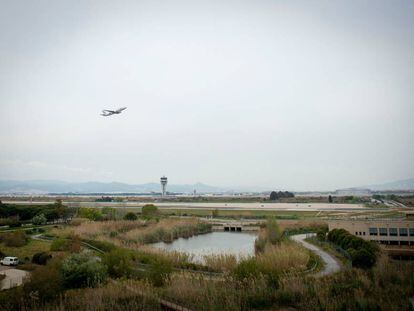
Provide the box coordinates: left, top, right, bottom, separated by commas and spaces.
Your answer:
151, 231, 257, 262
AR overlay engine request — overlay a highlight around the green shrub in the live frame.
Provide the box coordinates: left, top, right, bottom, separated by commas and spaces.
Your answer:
32, 252, 52, 265
348, 248, 377, 269
77, 207, 102, 221
141, 204, 158, 218
23, 259, 63, 302
316, 227, 328, 241
103, 249, 134, 278
123, 212, 138, 221
146, 258, 172, 287
232, 257, 261, 281
50, 237, 81, 252
266, 218, 282, 244
50, 238, 67, 251
61, 253, 107, 289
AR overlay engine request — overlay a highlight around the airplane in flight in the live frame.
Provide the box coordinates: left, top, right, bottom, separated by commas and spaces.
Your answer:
101, 107, 127, 116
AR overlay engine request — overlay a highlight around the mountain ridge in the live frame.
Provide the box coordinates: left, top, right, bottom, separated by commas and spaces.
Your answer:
0, 179, 228, 194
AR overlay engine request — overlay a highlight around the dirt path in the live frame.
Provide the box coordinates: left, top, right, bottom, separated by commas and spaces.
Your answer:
291, 233, 341, 276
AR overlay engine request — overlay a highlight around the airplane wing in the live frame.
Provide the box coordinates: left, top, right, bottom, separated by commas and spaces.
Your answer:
102, 110, 116, 113
115, 107, 127, 113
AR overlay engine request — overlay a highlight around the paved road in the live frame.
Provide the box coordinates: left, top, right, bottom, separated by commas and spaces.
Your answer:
0, 267, 29, 290
291, 233, 341, 276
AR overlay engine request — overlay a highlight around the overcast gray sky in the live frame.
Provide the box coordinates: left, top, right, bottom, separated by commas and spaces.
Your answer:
0, 0, 413, 191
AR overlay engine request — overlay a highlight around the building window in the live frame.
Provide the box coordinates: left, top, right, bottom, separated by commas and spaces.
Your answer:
369, 228, 378, 236
363, 232, 366, 236
409, 228, 414, 237
379, 228, 388, 236
389, 228, 398, 236
399, 228, 408, 237
355, 232, 358, 235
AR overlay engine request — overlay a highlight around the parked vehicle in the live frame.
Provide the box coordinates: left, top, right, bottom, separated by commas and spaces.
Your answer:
0, 257, 19, 266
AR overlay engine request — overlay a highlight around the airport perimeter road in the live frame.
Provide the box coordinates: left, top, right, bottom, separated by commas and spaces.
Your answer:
291, 233, 341, 277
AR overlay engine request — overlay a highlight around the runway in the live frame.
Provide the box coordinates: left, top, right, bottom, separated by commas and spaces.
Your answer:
2, 200, 386, 212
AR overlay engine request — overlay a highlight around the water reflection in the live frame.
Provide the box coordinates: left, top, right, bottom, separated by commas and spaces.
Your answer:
151, 231, 256, 262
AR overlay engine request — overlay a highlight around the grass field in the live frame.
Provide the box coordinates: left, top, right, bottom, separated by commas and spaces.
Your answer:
0, 239, 50, 261
157, 208, 405, 220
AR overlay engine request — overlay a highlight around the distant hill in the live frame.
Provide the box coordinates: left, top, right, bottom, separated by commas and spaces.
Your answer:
0, 180, 228, 194
364, 178, 414, 191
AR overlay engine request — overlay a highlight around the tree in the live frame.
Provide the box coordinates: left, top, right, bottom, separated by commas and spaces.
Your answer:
53, 199, 66, 219
270, 191, 294, 201
124, 212, 138, 221
328, 195, 333, 203
212, 209, 219, 218
269, 191, 278, 201
348, 248, 376, 269
32, 213, 47, 225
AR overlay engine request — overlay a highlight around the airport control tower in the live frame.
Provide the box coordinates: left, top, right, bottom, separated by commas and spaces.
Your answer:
160, 176, 168, 197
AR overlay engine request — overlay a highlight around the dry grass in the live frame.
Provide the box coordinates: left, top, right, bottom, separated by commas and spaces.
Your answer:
71, 220, 146, 240
203, 254, 238, 272
67, 218, 210, 248
39, 280, 161, 311
256, 242, 310, 275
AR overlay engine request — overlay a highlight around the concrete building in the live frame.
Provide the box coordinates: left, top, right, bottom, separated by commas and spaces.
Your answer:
328, 213, 414, 258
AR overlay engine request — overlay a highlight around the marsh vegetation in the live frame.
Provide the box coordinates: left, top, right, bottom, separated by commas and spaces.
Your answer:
1, 204, 413, 310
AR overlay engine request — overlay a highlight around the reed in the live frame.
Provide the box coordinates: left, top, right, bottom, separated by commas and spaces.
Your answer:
69, 218, 211, 247
203, 253, 238, 272
2, 251, 414, 311
41, 280, 161, 311
256, 242, 310, 275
